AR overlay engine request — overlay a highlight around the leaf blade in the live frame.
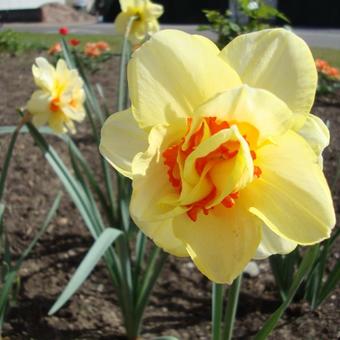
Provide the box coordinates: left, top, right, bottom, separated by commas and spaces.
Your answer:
49, 228, 122, 315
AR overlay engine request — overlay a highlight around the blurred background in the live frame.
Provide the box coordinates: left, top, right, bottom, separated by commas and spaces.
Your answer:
0, 0, 340, 27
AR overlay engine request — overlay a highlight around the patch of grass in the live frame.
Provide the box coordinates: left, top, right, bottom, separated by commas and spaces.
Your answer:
311, 48, 340, 68
1, 31, 122, 54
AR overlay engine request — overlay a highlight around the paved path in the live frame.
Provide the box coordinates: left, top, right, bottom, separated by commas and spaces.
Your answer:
3, 23, 340, 49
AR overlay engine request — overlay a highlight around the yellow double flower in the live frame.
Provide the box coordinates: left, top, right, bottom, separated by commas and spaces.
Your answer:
100, 29, 336, 284
27, 58, 85, 134
115, 0, 163, 44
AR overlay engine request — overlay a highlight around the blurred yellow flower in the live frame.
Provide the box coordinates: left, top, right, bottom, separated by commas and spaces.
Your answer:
27, 57, 85, 134
100, 29, 336, 283
115, 0, 163, 44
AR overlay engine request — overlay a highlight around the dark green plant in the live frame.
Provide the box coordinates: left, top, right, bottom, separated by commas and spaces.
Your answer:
0, 29, 45, 55
198, 0, 289, 48
0, 30, 21, 54
0, 121, 61, 334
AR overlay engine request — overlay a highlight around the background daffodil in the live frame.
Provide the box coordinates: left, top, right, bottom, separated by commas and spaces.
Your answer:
100, 29, 336, 284
27, 57, 85, 134
115, 0, 164, 44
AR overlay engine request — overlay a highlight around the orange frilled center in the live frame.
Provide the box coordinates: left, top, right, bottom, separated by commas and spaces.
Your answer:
162, 117, 262, 222
49, 98, 60, 112
49, 97, 78, 113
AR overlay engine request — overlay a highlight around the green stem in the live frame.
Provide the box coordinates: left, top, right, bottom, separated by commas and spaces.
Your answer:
212, 283, 224, 340
117, 16, 136, 112
222, 275, 242, 340
134, 249, 168, 335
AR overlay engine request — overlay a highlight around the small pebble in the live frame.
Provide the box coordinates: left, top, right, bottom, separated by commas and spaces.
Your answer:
244, 261, 260, 277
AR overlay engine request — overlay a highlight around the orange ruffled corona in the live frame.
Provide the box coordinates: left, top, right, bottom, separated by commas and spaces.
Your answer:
162, 117, 262, 222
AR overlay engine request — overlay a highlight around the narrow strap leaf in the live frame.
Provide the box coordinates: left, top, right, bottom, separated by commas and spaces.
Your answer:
49, 228, 122, 315
254, 246, 319, 340
316, 261, 340, 308
15, 192, 62, 269
0, 125, 55, 136
0, 193, 62, 314
0, 128, 20, 202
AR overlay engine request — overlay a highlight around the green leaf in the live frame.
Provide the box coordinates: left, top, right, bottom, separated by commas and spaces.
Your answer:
0, 193, 61, 314
61, 38, 76, 68
0, 127, 20, 202
135, 247, 167, 325
15, 192, 62, 269
153, 337, 180, 340
24, 116, 99, 238
316, 261, 340, 307
254, 246, 319, 340
0, 203, 4, 222
0, 125, 55, 136
49, 228, 122, 315
133, 230, 147, 294
61, 45, 118, 224
67, 138, 111, 219
222, 275, 242, 340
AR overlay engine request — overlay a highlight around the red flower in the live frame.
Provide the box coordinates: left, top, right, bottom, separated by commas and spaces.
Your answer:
59, 27, 69, 36
69, 38, 80, 47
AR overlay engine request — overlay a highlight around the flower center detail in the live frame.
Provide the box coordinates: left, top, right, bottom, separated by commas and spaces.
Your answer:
162, 117, 262, 222
49, 98, 60, 112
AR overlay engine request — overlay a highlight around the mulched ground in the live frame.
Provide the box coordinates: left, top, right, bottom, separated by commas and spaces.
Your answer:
0, 51, 339, 340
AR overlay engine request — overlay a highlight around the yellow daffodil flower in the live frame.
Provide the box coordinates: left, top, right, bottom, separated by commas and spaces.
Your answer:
115, 0, 163, 44
100, 29, 336, 284
27, 57, 85, 134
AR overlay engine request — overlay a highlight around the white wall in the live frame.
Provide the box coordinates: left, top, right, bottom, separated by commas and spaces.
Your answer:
0, 0, 66, 11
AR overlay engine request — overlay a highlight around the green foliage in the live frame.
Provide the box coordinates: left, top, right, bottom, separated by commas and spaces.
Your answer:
198, 0, 289, 48
317, 73, 340, 95
0, 29, 45, 55
270, 229, 340, 310
0, 193, 61, 335
13, 20, 167, 338
255, 246, 319, 339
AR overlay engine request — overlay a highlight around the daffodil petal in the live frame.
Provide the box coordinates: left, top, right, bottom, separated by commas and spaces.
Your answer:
245, 131, 335, 245
131, 218, 188, 257
146, 2, 163, 17
27, 90, 51, 118
173, 203, 261, 283
297, 114, 330, 163
220, 28, 317, 128
254, 225, 297, 260
33, 57, 55, 92
49, 113, 66, 134
195, 85, 293, 143
100, 109, 148, 178
128, 29, 241, 128
118, 0, 134, 11
63, 106, 85, 122
130, 124, 187, 221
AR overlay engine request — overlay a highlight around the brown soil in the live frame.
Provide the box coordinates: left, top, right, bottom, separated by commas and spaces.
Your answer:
0, 51, 339, 340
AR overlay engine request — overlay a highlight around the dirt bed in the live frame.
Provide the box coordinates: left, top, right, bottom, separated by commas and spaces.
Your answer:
0, 51, 339, 339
